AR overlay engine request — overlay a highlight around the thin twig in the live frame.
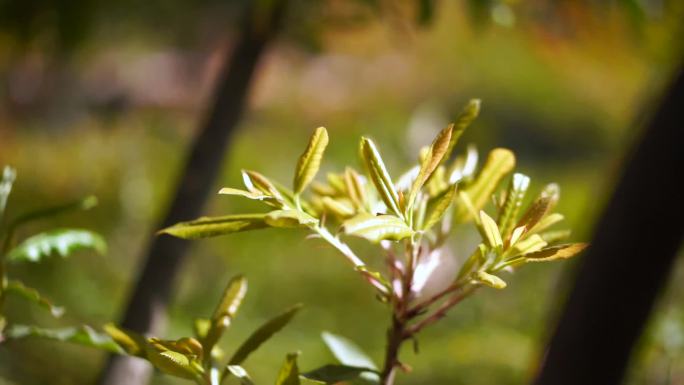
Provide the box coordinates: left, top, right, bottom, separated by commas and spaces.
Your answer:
405, 285, 478, 337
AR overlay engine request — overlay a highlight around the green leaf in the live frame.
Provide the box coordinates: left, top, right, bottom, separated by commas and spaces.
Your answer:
5, 280, 64, 317
497, 173, 530, 240
5, 324, 123, 354
275, 352, 301, 385
158, 214, 269, 239
341, 213, 413, 243
407, 125, 453, 210
321, 197, 356, 218
103, 323, 147, 357
522, 243, 588, 262
301, 365, 378, 384
456, 244, 486, 281
8, 195, 98, 231
7, 229, 106, 263
228, 304, 302, 366
321, 331, 379, 383
422, 184, 456, 230
454, 148, 515, 222
203, 275, 248, 353
475, 271, 507, 289
359, 137, 402, 217
265, 210, 318, 228
527, 213, 564, 235
294, 127, 329, 194
445, 99, 481, 158
193, 318, 211, 340
0, 165, 16, 221
478, 211, 503, 251
226, 365, 255, 385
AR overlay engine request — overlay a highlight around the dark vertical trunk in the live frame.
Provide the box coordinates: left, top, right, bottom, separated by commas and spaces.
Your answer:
534, 65, 684, 385
97, 3, 287, 384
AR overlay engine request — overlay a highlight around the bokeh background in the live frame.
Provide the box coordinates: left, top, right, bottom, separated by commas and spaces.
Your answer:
1, 1, 683, 384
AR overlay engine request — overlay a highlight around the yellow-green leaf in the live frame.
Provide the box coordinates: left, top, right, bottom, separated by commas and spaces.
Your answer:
242, 170, 283, 200
454, 148, 515, 222
321, 197, 356, 218
523, 243, 588, 262
159, 214, 269, 239
456, 244, 487, 281
145, 343, 203, 380
218, 187, 274, 202
265, 210, 318, 228
478, 211, 503, 251
497, 173, 530, 239
294, 127, 329, 194
341, 213, 413, 243
203, 275, 248, 353
422, 184, 456, 230
509, 234, 547, 257
407, 125, 453, 210
359, 137, 402, 217
275, 352, 301, 385
5, 324, 123, 354
445, 99, 481, 157
475, 271, 507, 289
103, 323, 147, 357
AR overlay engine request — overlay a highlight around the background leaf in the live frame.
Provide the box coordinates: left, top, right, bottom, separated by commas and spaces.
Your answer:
4, 280, 64, 317
301, 364, 378, 384
228, 304, 302, 366
226, 365, 256, 385
321, 332, 379, 382
7, 229, 106, 263
0, 165, 16, 221
4, 325, 123, 354
159, 214, 269, 239
275, 352, 301, 385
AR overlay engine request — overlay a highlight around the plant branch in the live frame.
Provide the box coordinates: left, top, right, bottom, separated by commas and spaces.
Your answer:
405, 285, 478, 337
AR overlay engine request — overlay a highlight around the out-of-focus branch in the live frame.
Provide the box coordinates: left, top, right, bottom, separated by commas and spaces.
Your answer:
97, 2, 288, 385
534, 64, 684, 385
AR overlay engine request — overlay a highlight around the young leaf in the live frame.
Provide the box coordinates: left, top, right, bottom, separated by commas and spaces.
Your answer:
497, 173, 530, 239
242, 170, 284, 201
275, 352, 301, 385
456, 244, 486, 281
159, 214, 269, 239
475, 271, 507, 289
294, 127, 329, 194
321, 331, 379, 382
454, 148, 515, 223
0, 165, 16, 221
228, 304, 302, 366
343, 167, 367, 210
213, 275, 248, 321
445, 99, 481, 157
509, 234, 547, 257
422, 184, 456, 230
321, 197, 356, 218
478, 211, 503, 251
301, 365, 378, 384
527, 213, 564, 235
516, 184, 559, 231
407, 125, 453, 210
193, 318, 211, 340
103, 323, 147, 357
359, 137, 402, 217
7, 229, 106, 263
341, 213, 413, 243
265, 210, 318, 228
219, 187, 275, 202
5, 324, 123, 354
523, 243, 588, 262
144, 343, 203, 380
226, 365, 256, 385
203, 275, 248, 352
5, 280, 64, 317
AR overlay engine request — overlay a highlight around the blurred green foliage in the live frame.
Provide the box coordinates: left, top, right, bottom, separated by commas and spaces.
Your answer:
0, 1, 683, 384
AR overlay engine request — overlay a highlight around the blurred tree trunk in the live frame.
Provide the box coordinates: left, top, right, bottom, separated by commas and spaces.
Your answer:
97, 2, 287, 385
534, 64, 684, 385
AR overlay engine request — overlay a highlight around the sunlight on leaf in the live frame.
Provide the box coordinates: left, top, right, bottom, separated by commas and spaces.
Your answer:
7, 229, 106, 263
